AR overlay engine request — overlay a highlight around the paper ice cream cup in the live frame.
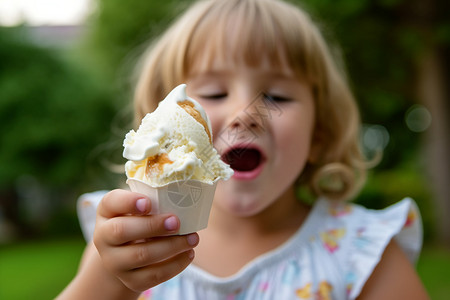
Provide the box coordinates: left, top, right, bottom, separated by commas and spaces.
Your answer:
126, 178, 218, 235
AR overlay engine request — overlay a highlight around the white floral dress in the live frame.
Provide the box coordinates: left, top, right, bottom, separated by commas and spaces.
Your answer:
78, 193, 422, 300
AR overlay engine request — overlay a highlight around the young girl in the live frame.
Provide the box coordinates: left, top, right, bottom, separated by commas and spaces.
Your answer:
58, 0, 429, 299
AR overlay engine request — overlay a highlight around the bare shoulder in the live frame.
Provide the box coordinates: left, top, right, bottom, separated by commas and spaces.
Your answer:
357, 239, 430, 300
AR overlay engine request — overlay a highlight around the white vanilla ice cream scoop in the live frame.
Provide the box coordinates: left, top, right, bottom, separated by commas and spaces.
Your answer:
123, 84, 233, 187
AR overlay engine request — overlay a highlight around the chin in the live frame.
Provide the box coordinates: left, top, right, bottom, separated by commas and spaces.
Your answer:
231, 205, 262, 217
219, 194, 270, 217
214, 178, 275, 217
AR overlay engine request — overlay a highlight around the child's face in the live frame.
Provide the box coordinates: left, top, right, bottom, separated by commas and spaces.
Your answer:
186, 56, 315, 217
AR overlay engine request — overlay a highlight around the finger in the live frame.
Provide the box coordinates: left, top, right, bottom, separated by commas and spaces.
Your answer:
108, 233, 199, 271
99, 214, 181, 246
120, 250, 195, 292
98, 189, 153, 218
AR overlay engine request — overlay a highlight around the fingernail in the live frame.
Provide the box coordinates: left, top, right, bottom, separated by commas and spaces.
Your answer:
136, 198, 148, 212
164, 216, 178, 231
188, 249, 195, 260
186, 233, 199, 246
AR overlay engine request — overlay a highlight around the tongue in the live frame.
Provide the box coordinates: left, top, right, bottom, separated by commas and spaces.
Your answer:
225, 149, 261, 172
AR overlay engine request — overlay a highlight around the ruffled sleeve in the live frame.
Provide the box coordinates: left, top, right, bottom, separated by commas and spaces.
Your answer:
345, 198, 423, 299
77, 190, 108, 242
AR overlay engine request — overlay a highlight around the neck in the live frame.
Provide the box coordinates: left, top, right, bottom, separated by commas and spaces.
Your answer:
194, 186, 310, 277
209, 186, 308, 238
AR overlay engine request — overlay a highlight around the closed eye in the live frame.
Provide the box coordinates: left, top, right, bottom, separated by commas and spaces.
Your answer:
263, 93, 291, 103
199, 93, 227, 100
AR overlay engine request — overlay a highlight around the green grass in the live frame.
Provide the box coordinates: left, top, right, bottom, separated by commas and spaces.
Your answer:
0, 236, 86, 300
0, 238, 449, 299
417, 244, 450, 300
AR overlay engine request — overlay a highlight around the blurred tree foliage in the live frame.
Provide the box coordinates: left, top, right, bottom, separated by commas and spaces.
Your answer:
299, 0, 442, 168
79, 0, 190, 84
0, 27, 118, 238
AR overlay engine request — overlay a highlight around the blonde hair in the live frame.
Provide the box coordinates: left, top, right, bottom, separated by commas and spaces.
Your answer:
133, 0, 368, 201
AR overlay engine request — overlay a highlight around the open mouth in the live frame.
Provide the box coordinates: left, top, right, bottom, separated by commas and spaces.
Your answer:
222, 146, 264, 173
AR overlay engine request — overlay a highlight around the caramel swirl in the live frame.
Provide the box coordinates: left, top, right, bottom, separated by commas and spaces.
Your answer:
178, 100, 212, 143
145, 153, 173, 177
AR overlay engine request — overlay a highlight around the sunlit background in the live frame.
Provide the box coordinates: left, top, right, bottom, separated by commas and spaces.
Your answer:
0, 0, 91, 26
0, 0, 449, 299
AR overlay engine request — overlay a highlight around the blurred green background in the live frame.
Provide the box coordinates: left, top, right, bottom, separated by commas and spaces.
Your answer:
0, 0, 449, 299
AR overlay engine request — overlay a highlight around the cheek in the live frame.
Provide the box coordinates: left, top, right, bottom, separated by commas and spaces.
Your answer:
211, 119, 223, 139
276, 112, 314, 171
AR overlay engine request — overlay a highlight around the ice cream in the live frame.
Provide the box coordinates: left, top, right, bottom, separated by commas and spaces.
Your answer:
123, 83, 233, 187
123, 84, 232, 234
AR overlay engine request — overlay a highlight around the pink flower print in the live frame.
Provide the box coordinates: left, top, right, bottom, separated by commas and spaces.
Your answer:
320, 228, 346, 253
259, 282, 269, 292
328, 203, 352, 217
346, 283, 353, 296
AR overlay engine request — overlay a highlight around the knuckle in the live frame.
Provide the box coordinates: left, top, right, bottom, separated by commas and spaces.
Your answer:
134, 245, 152, 265
110, 220, 126, 242
144, 217, 158, 234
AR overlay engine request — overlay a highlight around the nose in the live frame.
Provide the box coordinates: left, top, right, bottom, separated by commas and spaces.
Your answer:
229, 111, 259, 130
234, 92, 285, 129
221, 93, 269, 143
232, 92, 265, 125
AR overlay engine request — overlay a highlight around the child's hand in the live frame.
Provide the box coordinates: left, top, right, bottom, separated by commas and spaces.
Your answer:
93, 189, 199, 292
